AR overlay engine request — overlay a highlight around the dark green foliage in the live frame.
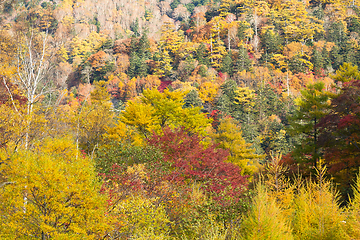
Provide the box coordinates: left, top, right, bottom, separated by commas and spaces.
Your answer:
260, 29, 282, 54
330, 45, 344, 70
198, 65, 207, 77
312, 49, 325, 76
92, 61, 115, 82
178, 57, 196, 81
245, 85, 295, 156
237, 22, 248, 41
312, 6, 324, 20
216, 81, 296, 158
99, 38, 114, 50
327, 22, 348, 47
185, 3, 195, 13
287, 82, 332, 167
205, 9, 220, 22
321, 47, 331, 69
128, 51, 139, 78
95, 141, 163, 174
220, 53, 233, 75
184, 89, 202, 108
195, 43, 210, 67
94, 16, 100, 32
348, 17, 360, 35
233, 47, 251, 73
170, 0, 180, 10
127, 35, 150, 78
130, 19, 139, 37
215, 81, 240, 125
138, 33, 151, 59
288, 55, 308, 74
343, 41, 357, 66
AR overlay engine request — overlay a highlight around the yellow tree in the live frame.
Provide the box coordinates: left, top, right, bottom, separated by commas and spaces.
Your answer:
239, 183, 294, 239
153, 50, 173, 77
210, 117, 263, 176
153, 22, 184, 76
158, 21, 184, 59
0, 137, 109, 239
207, 16, 228, 69
272, 0, 324, 44
70, 32, 108, 66
0, 82, 29, 153
198, 81, 220, 107
120, 88, 211, 138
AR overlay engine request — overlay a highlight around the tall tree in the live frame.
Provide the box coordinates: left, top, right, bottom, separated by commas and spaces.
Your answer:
318, 80, 360, 199
210, 117, 263, 176
287, 82, 333, 168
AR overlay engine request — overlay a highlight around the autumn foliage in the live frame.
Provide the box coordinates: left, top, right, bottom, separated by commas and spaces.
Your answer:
148, 127, 248, 203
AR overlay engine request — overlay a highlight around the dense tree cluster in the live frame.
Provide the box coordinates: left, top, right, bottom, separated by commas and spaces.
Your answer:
1, 0, 360, 238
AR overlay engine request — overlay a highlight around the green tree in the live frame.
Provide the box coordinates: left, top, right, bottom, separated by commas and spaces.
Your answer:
184, 89, 202, 108
220, 52, 233, 75
329, 45, 344, 70
312, 48, 325, 76
216, 80, 238, 117
287, 82, 333, 168
233, 46, 251, 73
195, 43, 210, 67
260, 27, 282, 55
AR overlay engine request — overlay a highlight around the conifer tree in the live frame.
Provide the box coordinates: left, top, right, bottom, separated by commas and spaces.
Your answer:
287, 82, 333, 169
210, 117, 262, 176
239, 183, 294, 240
220, 52, 233, 75
291, 160, 349, 240
234, 46, 251, 73
312, 48, 324, 76
346, 173, 360, 239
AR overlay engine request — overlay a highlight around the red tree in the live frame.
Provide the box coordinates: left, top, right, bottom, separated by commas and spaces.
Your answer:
147, 127, 248, 204
317, 80, 360, 199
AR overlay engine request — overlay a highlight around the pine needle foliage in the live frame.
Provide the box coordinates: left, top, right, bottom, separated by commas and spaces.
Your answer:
291, 160, 349, 240
239, 183, 294, 240
344, 173, 360, 238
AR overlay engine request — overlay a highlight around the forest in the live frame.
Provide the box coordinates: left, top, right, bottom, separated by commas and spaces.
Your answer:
1, 0, 360, 238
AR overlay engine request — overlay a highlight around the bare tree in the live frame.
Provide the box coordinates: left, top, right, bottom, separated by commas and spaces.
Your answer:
13, 29, 56, 148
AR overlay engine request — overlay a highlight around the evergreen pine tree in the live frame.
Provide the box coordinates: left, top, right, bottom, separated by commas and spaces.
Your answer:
184, 89, 202, 108
234, 46, 251, 73
195, 43, 210, 66
330, 45, 343, 70
312, 49, 324, 76
287, 82, 332, 169
128, 51, 140, 79
220, 53, 233, 75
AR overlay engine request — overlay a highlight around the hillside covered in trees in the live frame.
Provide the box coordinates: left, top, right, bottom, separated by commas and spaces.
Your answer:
1, 0, 360, 238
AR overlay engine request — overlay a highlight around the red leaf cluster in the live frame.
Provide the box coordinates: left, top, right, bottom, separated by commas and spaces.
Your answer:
148, 127, 248, 204
158, 79, 172, 92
